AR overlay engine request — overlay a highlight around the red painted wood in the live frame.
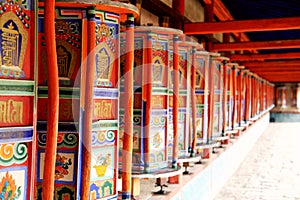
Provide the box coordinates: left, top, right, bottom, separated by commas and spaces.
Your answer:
243, 60, 300, 68
213, 39, 300, 51
230, 52, 300, 61
172, 35, 180, 167
144, 34, 153, 170
191, 48, 197, 154
42, 0, 59, 199
231, 66, 237, 128
208, 56, 215, 139
172, 0, 185, 16
81, 10, 96, 199
122, 14, 134, 198
237, 69, 243, 125
244, 71, 251, 122
222, 64, 228, 133
184, 16, 300, 34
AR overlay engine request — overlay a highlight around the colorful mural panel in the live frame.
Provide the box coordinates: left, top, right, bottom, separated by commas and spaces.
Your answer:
0, 166, 27, 200
90, 146, 114, 182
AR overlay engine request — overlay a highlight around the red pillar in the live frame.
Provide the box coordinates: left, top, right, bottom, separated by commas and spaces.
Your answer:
172, 34, 180, 168
144, 33, 153, 172
42, 0, 59, 199
191, 47, 197, 156
122, 14, 135, 200
81, 7, 96, 199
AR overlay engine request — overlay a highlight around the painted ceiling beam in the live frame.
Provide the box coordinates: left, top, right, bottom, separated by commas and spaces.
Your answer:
249, 67, 300, 72
231, 52, 300, 61
242, 60, 300, 68
184, 16, 300, 34
213, 39, 300, 51
262, 77, 300, 83
255, 72, 300, 77
204, 0, 249, 42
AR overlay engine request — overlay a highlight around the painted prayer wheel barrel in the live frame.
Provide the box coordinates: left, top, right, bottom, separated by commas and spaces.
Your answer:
210, 56, 229, 142
168, 40, 203, 160
120, 26, 183, 173
243, 69, 252, 124
0, 1, 36, 199
193, 53, 222, 158
223, 63, 235, 133
119, 26, 184, 198
167, 40, 204, 171
190, 48, 210, 155
36, 1, 138, 199
236, 66, 246, 128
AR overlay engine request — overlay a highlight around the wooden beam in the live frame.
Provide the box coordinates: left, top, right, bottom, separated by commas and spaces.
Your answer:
184, 16, 300, 34
256, 72, 300, 76
242, 60, 300, 68
260, 75, 300, 83
249, 66, 300, 72
213, 39, 300, 51
231, 52, 300, 61
211, 0, 257, 53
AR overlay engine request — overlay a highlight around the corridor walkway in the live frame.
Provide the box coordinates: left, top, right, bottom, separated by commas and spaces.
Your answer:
214, 123, 300, 200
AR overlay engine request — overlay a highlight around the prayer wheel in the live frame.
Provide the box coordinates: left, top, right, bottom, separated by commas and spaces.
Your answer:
36, 1, 138, 199
0, 1, 36, 199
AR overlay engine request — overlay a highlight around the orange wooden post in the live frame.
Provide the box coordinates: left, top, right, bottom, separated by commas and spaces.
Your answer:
237, 68, 243, 127
172, 34, 180, 168
244, 70, 251, 122
191, 47, 197, 156
144, 32, 153, 172
204, 54, 215, 158
42, 0, 59, 199
122, 14, 135, 200
251, 74, 255, 118
222, 63, 229, 144
231, 65, 237, 130
81, 6, 96, 199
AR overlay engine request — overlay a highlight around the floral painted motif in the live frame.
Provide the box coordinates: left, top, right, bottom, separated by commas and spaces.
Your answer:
0, 172, 21, 200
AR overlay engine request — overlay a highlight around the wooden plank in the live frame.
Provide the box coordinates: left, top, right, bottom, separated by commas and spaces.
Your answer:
249, 67, 300, 72
243, 60, 300, 68
213, 39, 300, 51
231, 52, 300, 61
261, 76, 300, 83
184, 16, 300, 34
257, 71, 300, 76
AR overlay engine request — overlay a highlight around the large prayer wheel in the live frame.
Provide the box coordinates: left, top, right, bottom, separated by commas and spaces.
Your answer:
120, 26, 183, 173
36, 1, 138, 199
0, 1, 36, 199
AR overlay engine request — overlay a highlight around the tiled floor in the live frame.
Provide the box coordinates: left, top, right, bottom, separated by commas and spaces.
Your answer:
214, 123, 300, 200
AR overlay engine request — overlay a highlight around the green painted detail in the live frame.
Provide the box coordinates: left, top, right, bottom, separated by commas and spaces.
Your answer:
152, 87, 168, 94
168, 89, 187, 95
0, 79, 34, 96
38, 86, 80, 98
92, 120, 118, 130
196, 104, 205, 109
119, 109, 142, 115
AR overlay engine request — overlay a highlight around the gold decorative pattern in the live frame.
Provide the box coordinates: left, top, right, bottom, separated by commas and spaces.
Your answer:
0, 12, 28, 71
56, 40, 78, 80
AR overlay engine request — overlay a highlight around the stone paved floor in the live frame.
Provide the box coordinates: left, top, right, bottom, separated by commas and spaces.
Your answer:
214, 123, 300, 200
